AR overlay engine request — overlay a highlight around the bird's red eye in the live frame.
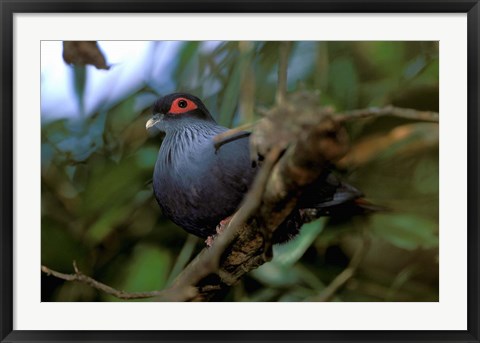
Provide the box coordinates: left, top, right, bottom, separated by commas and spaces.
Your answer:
169, 98, 198, 115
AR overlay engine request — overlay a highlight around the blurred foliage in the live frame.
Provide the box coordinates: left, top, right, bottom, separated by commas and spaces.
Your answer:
41, 41, 439, 302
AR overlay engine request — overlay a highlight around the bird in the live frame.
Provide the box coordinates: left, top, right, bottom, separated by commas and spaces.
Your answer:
146, 93, 373, 244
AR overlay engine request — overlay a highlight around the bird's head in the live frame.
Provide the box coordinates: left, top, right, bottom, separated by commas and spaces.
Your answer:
146, 93, 216, 135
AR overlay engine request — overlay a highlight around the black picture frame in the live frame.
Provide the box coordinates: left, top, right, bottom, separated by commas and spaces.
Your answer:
1, 1, 479, 342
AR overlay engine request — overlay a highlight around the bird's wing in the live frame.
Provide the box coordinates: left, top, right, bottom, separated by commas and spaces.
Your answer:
208, 133, 257, 199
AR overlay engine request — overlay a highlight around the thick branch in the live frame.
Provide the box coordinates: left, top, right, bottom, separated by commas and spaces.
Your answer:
182, 94, 349, 300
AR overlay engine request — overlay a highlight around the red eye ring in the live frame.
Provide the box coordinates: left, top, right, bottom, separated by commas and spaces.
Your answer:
169, 97, 198, 115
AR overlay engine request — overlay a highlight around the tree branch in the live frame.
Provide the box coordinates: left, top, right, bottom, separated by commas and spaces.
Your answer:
338, 105, 439, 123
212, 120, 259, 152
41, 262, 197, 301
183, 93, 349, 300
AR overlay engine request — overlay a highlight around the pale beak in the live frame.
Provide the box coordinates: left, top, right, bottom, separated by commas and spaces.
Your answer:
146, 114, 163, 130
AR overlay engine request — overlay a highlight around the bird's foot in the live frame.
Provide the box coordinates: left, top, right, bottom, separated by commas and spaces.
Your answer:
216, 215, 233, 234
205, 216, 233, 247
205, 236, 215, 247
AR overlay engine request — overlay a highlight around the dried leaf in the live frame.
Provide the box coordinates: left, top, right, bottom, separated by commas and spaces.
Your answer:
63, 41, 109, 70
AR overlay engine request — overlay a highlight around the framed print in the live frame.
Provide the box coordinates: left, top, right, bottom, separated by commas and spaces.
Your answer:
1, 1, 479, 342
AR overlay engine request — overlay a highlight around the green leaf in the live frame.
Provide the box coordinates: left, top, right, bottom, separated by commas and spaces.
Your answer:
251, 261, 301, 287
166, 235, 198, 286
418, 58, 439, 83
218, 56, 244, 125
277, 287, 316, 302
174, 42, 201, 80
371, 214, 438, 250
41, 219, 88, 272
85, 206, 131, 244
272, 219, 326, 267
106, 96, 136, 134
252, 219, 326, 287
81, 157, 143, 216
72, 65, 87, 115
108, 244, 171, 301
403, 55, 427, 80
328, 57, 359, 110
413, 156, 439, 194
135, 146, 158, 170
365, 42, 405, 76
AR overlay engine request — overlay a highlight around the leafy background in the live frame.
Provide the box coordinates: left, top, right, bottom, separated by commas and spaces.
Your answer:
41, 41, 439, 302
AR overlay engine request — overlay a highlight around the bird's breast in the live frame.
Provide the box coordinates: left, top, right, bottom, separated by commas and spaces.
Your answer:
152, 130, 255, 237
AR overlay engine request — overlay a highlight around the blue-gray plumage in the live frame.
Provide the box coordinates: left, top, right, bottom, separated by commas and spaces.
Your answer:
147, 93, 370, 242
148, 93, 256, 238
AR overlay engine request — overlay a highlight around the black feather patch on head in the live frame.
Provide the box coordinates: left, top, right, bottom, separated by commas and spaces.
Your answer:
153, 93, 215, 122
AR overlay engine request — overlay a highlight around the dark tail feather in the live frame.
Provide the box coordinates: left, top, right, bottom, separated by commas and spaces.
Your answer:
273, 173, 386, 243
272, 197, 385, 244
304, 176, 388, 218
303, 197, 386, 219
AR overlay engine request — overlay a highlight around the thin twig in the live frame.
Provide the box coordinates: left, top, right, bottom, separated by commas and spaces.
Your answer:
311, 233, 371, 302
337, 105, 439, 123
214, 132, 251, 152
213, 121, 256, 151
41, 263, 197, 301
